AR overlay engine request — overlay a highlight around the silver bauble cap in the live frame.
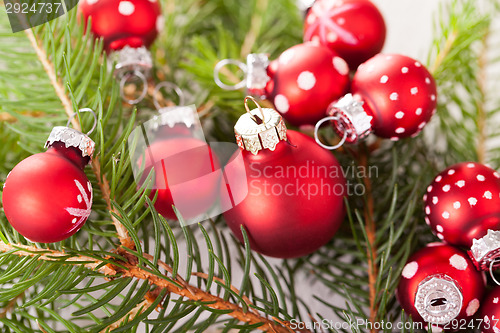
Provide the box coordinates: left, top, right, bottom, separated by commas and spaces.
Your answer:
414, 274, 463, 325
470, 229, 500, 271
327, 93, 373, 144
45, 126, 95, 159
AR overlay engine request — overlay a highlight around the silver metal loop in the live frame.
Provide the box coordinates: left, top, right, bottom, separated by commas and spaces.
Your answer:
66, 108, 97, 135
244, 96, 265, 123
153, 81, 186, 110
314, 115, 348, 150
214, 59, 248, 91
490, 257, 500, 286
119, 70, 148, 105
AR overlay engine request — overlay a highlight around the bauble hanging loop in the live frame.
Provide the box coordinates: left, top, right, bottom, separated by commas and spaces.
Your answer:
313, 114, 349, 150
119, 70, 149, 105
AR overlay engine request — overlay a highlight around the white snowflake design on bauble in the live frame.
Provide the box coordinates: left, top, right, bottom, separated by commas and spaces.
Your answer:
65, 179, 93, 224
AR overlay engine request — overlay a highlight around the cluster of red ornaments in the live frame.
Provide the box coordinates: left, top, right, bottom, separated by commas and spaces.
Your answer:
215, 0, 437, 146
397, 161, 500, 330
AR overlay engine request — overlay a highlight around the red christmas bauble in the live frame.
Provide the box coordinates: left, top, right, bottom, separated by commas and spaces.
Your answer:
78, 0, 162, 51
423, 162, 500, 270
397, 243, 485, 326
480, 286, 500, 333
266, 42, 350, 126
424, 162, 500, 246
328, 54, 436, 143
304, 0, 386, 69
142, 136, 220, 220
222, 104, 346, 258
2, 129, 94, 243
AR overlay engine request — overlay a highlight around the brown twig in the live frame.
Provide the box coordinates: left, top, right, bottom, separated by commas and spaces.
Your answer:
0, 291, 24, 318
240, 0, 269, 58
0, 242, 116, 275
429, 30, 458, 75
100, 299, 153, 333
358, 143, 378, 332
476, 30, 489, 164
25, 29, 133, 249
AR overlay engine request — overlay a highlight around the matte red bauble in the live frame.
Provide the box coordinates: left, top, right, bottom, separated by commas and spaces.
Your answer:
222, 98, 346, 258
78, 0, 162, 52
326, 54, 437, 144
142, 136, 220, 221
397, 243, 485, 326
2, 127, 95, 243
265, 43, 350, 126
480, 286, 500, 333
423, 162, 500, 270
304, 0, 386, 69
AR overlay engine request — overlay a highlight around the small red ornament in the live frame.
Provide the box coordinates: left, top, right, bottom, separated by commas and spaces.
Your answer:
142, 136, 220, 221
78, 0, 162, 52
304, 0, 386, 69
318, 54, 436, 147
214, 43, 350, 126
79, 0, 162, 103
134, 104, 221, 221
423, 162, 500, 270
479, 286, 500, 333
397, 243, 485, 326
221, 97, 346, 258
2, 120, 95, 243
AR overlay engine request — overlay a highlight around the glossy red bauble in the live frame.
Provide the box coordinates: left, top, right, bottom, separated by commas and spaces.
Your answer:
142, 136, 220, 220
480, 286, 500, 333
397, 243, 485, 325
78, 0, 162, 51
424, 162, 500, 247
223, 130, 346, 258
304, 0, 386, 69
266, 42, 350, 126
3, 144, 93, 243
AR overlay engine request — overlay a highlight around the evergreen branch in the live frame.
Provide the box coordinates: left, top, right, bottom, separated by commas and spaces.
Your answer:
240, 0, 269, 58
100, 298, 153, 333
476, 30, 490, 164
0, 242, 116, 275
91, 155, 134, 249
358, 143, 378, 331
25, 29, 133, 249
24, 29, 77, 130
111, 256, 295, 333
429, 30, 457, 75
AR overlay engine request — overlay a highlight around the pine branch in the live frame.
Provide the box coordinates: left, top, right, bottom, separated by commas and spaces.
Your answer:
24, 29, 77, 129
0, 242, 116, 275
358, 143, 378, 332
476, 30, 490, 164
26, 29, 133, 249
240, 0, 269, 58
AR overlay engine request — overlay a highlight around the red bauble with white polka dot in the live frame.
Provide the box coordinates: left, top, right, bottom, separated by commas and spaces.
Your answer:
479, 286, 500, 333
327, 54, 436, 144
2, 127, 94, 243
304, 0, 386, 69
424, 162, 500, 271
78, 0, 162, 52
397, 243, 485, 326
266, 42, 350, 126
